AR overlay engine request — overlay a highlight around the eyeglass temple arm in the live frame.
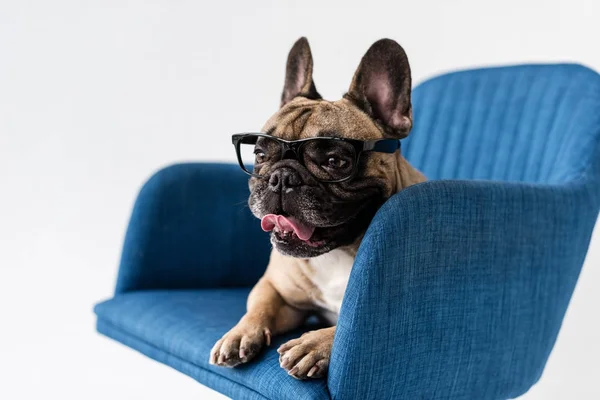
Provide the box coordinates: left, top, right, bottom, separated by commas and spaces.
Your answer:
366, 139, 401, 153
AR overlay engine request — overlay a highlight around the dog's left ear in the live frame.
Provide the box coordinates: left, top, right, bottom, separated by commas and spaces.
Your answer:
346, 39, 412, 138
280, 37, 321, 108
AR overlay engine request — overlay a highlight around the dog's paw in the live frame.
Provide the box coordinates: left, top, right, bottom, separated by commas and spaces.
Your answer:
209, 323, 271, 368
277, 328, 333, 380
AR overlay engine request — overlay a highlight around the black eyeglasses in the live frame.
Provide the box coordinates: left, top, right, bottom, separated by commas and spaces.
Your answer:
231, 133, 400, 183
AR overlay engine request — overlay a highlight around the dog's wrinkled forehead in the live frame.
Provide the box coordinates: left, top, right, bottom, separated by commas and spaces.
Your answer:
262, 97, 384, 141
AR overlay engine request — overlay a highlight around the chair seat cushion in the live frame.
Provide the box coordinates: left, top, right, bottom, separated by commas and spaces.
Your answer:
94, 289, 330, 400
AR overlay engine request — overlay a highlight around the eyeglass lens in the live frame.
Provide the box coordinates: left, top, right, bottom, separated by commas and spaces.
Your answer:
238, 136, 357, 182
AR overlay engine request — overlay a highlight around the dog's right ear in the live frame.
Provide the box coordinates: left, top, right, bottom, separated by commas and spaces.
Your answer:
280, 37, 321, 108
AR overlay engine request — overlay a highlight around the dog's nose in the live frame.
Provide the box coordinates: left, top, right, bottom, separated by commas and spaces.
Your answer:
269, 168, 302, 193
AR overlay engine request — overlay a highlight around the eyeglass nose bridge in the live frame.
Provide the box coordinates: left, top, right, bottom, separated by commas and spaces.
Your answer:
280, 141, 302, 160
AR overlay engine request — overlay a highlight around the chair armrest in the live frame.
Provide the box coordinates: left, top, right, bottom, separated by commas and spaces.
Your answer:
114, 163, 271, 294
328, 179, 599, 400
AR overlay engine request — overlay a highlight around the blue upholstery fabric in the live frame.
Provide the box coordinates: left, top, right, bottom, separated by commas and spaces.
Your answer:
114, 163, 271, 293
404, 64, 600, 184
96, 64, 600, 399
95, 290, 329, 400
329, 180, 598, 400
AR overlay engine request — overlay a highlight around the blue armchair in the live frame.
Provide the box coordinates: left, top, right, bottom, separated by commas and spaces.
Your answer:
95, 64, 600, 400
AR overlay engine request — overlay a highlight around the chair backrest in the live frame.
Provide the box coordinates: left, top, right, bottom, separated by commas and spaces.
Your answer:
404, 64, 600, 186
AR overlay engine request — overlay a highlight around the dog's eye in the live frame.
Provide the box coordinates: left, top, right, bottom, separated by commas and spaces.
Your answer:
254, 150, 266, 164
327, 157, 347, 169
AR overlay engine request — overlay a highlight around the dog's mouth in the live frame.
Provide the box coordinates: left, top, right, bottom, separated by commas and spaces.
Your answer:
261, 214, 326, 248
257, 193, 383, 257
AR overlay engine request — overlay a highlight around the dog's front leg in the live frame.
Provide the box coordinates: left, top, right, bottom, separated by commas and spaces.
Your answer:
209, 277, 306, 367
277, 326, 335, 379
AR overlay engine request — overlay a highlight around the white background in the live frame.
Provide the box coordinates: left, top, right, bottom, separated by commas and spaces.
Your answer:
1, 1, 599, 399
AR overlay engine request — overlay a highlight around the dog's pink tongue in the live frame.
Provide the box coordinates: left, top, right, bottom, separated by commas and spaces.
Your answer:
260, 214, 315, 241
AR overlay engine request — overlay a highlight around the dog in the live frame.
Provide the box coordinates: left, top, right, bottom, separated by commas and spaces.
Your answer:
209, 37, 426, 380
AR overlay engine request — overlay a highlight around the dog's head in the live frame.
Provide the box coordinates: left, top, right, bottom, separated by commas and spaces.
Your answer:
247, 37, 414, 258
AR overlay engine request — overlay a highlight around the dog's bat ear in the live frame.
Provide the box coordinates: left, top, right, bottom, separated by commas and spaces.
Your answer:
280, 37, 321, 108
346, 39, 412, 138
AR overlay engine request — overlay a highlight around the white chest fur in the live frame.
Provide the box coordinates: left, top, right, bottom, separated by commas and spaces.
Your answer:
305, 249, 354, 321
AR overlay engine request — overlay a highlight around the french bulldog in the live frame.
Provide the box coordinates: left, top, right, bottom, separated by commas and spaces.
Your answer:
209, 37, 426, 380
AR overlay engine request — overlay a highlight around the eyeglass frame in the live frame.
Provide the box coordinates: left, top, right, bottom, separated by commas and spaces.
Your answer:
231, 133, 401, 183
